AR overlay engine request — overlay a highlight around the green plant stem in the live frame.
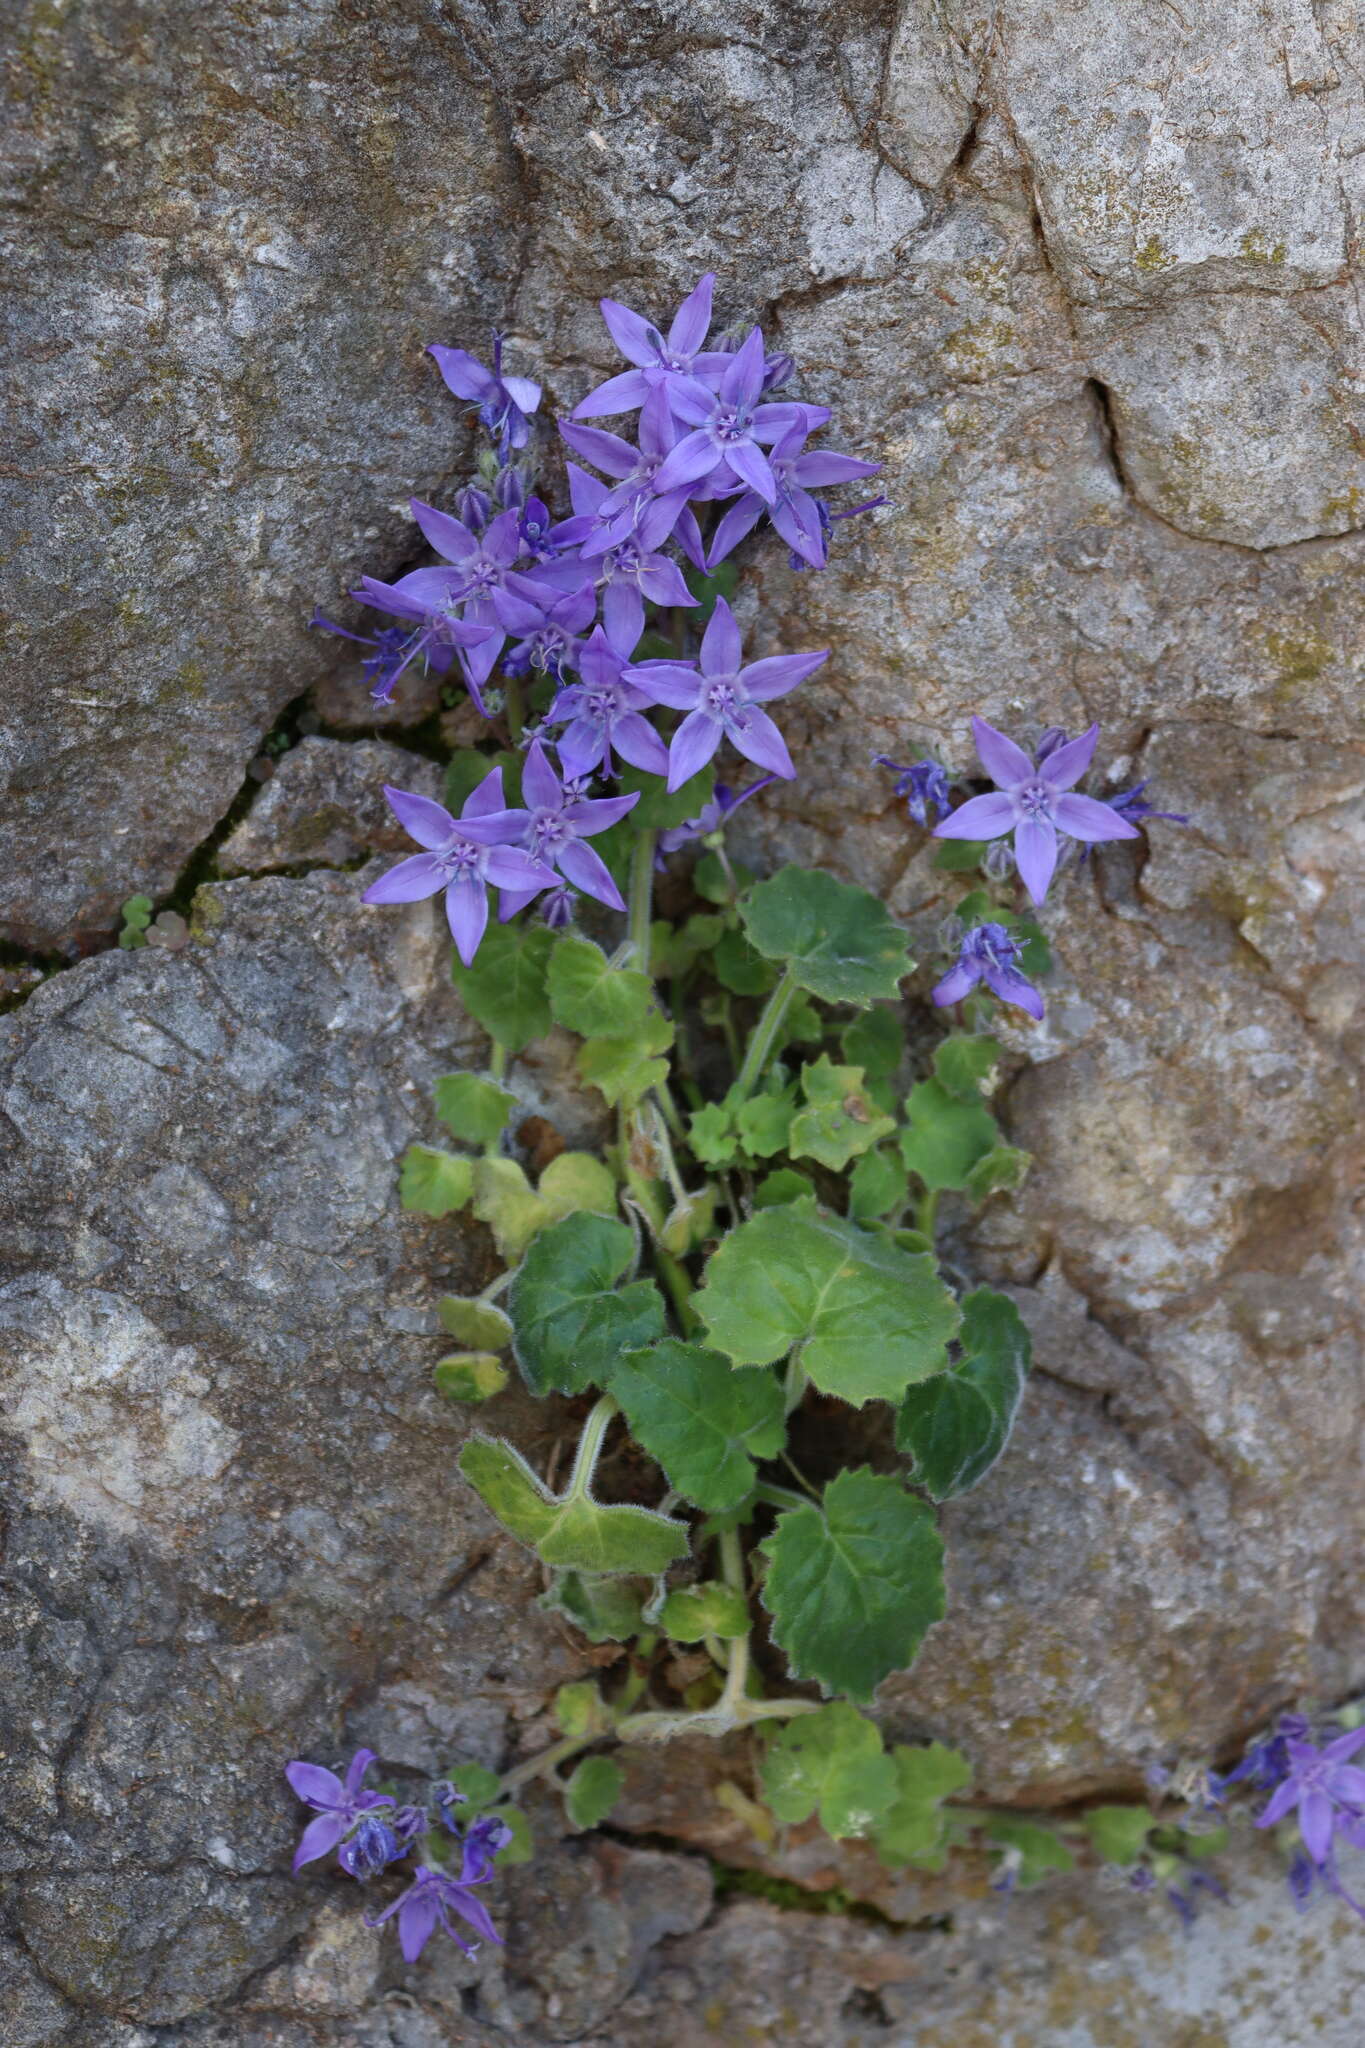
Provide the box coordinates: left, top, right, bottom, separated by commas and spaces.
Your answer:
717, 1528, 750, 1713
915, 1189, 940, 1241
499, 1731, 591, 1796
733, 963, 798, 1099
503, 677, 526, 743
488, 1041, 509, 1082
477, 1269, 514, 1304
567, 1395, 619, 1499
782, 1354, 806, 1417
656, 1247, 702, 1336
753, 1480, 811, 1515
627, 828, 657, 972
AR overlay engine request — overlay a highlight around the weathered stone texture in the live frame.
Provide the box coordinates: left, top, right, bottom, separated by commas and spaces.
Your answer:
3, 0, 1365, 2038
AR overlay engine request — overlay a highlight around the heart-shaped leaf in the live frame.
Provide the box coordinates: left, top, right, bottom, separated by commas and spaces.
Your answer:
400, 1145, 474, 1218
434, 1071, 518, 1147
740, 867, 912, 1006
450, 920, 554, 1052
510, 1212, 666, 1396
788, 1055, 895, 1172
898, 1078, 1000, 1192
873, 1742, 973, 1870
760, 1467, 945, 1702
459, 1436, 690, 1574
549, 936, 654, 1038
610, 1340, 785, 1512
895, 1288, 1030, 1500
759, 1702, 897, 1838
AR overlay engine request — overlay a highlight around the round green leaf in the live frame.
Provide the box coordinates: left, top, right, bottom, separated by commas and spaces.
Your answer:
548, 936, 654, 1038
898, 1078, 1000, 1192
458, 1435, 690, 1574
400, 1145, 474, 1219
450, 920, 554, 1053
610, 1340, 786, 1512
739, 867, 913, 1006
433, 1353, 509, 1403
657, 1581, 751, 1642
565, 1755, 624, 1831
760, 1468, 946, 1702
438, 1295, 514, 1350
758, 1702, 897, 1838
509, 1212, 666, 1397
434, 1071, 519, 1147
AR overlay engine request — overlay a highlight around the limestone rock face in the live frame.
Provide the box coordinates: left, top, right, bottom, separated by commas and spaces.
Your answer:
4, 0, 1365, 2039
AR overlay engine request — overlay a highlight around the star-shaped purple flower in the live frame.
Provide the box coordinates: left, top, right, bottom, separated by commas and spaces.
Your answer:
706, 425, 881, 569
657, 775, 777, 855
561, 465, 696, 651
428, 335, 541, 458
366, 1851, 504, 1961
496, 739, 639, 917
397, 501, 564, 690
1256, 1727, 1365, 1867
502, 581, 598, 685
932, 922, 1044, 1020
572, 272, 727, 420
362, 769, 556, 966
651, 328, 831, 507
625, 595, 826, 791
546, 624, 672, 782
560, 386, 695, 544
285, 1748, 394, 1873
934, 717, 1139, 906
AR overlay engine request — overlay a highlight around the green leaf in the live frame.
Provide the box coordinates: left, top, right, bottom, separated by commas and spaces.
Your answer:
660, 1186, 718, 1256
657, 1580, 750, 1642
433, 1353, 509, 1402
1085, 1805, 1154, 1867
840, 1006, 901, 1078
932, 1034, 1002, 1101
495, 1805, 534, 1863
735, 1084, 796, 1160
740, 867, 913, 1007
458, 1436, 690, 1574
510, 1213, 666, 1397
578, 1009, 674, 1107
565, 1756, 625, 1830
712, 925, 778, 995
439, 1295, 514, 1349
787, 1055, 896, 1173
985, 1816, 1075, 1886
651, 911, 727, 980
444, 748, 521, 814
537, 1151, 619, 1222
694, 849, 740, 905
619, 761, 715, 832
753, 1169, 815, 1209
898, 1079, 999, 1192
548, 936, 654, 1038
433, 1071, 519, 1148
450, 918, 554, 1053
400, 1145, 474, 1219
471, 1157, 548, 1260
895, 1288, 1031, 1500
689, 1101, 740, 1169
696, 1205, 959, 1408
538, 1570, 648, 1643
758, 1703, 897, 1838
963, 1144, 1031, 1202
610, 1340, 786, 1512
760, 1468, 945, 1702
780, 994, 825, 1046
447, 1762, 503, 1809
847, 1148, 909, 1222
873, 1742, 973, 1870
934, 837, 988, 872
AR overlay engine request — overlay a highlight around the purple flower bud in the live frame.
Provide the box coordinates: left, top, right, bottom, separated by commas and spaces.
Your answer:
541, 884, 578, 929
872, 754, 952, 829
762, 350, 795, 391
494, 465, 527, 511
1035, 726, 1069, 760
458, 483, 492, 531
340, 1812, 402, 1879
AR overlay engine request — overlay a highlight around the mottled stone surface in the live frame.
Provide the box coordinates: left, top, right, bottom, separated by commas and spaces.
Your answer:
4, 0, 1365, 2037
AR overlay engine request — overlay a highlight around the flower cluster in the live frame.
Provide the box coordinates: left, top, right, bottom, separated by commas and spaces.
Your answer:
311, 275, 880, 961
286, 1748, 514, 1960
1222, 1713, 1365, 1921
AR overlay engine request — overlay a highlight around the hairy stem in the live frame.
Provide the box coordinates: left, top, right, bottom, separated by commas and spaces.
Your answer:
915, 1189, 940, 1241
499, 1731, 590, 1795
733, 964, 797, 1099
567, 1395, 620, 1499
627, 827, 657, 972
717, 1527, 751, 1713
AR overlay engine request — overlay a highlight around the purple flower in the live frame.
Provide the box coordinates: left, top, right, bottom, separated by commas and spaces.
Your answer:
573, 272, 726, 420
394, 501, 564, 691
873, 754, 953, 829
502, 581, 598, 685
497, 739, 639, 917
428, 335, 541, 459
362, 770, 556, 966
460, 1814, 514, 1882
932, 922, 1044, 1021
706, 426, 881, 569
286, 1748, 394, 1873
651, 328, 831, 506
560, 386, 694, 546
625, 596, 826, 791
564, 465, 697, 651
657, 775, 777, 855
518, 490, 595, 563
545, 624, 671, 782
1256, 1727, 1365, 1866
934, 717, 1140, 907
339, 1812, 403, 1880
1208, 1715, 1310, 1799
1104, 780, 1190, 829
367, 1853, 503, 1962
310, 612, 430, 707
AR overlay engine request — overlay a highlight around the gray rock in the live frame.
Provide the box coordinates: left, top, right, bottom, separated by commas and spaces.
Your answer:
219, 738, 443, 875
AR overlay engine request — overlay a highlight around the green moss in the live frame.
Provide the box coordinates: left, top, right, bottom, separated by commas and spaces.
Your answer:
1135, 235, 1174, 274
1239, 229, 1287, 266
1264, 625, 1331, 687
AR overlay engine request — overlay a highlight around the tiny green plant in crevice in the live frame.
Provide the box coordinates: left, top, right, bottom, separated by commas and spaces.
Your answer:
278, 280, 1324, 1973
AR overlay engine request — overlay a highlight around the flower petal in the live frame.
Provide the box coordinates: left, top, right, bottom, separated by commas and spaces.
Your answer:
932, 960, 979, 1008
739, 649, 827, 702
462, 767, 507, 820
1053, 793, 1141, 843
971, 716, 1033, 790
1014, 816, 1059, 906
446, 878, 489, 966
483, 847, 554, 890
285, 1762, 346, 1809
667, 271, 715, 356
409, 498, 476, 565
564, 791, 640, 834
427, 346, 493, 404
668, 709, 723, 791
1300, 1788, 1335, 1866
599, 297, 661, 369
724, 437, 778, 504
933, 792, 1016, 840
731, 706, 794, 780
343, 1748, 379, 1798
293, 1811, 347, 1871
520, 741, 562, 812
706, 494, 765, 567
1256, 1779, 1302, 1830
700, 597, 743, 677
623, 660, 700, 710
557, 838, 626, 911
557, 419, 639, 477
1040, 723, 1099, 791
572, 368, 654, 418
791, 450, 882, 486
653, 429, 724, 496
363, 853, 447, 905
603, 580, 645, 656
398, 1889, 443, 1964
720, 326, 766, 408
502, 375, 541, 414
612, 712, 671, 777
636, 558, 695, 607
1324, 1727, 1365, 1764
984, 962, 1045, 1020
